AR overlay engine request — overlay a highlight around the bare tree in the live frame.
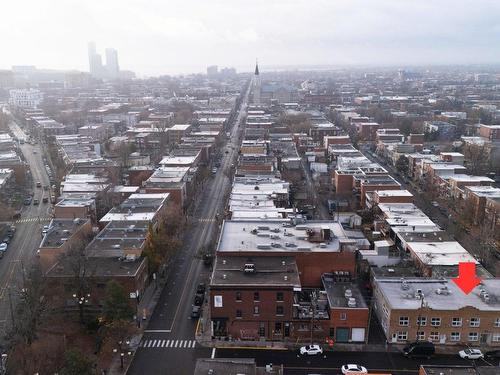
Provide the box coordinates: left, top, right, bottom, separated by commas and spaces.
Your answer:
463, 143, 489, 175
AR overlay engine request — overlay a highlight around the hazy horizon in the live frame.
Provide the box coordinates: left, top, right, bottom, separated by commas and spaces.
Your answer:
2, 0, 499, 76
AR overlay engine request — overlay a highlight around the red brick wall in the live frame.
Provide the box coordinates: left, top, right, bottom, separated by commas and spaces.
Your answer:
335, 171, 354, 195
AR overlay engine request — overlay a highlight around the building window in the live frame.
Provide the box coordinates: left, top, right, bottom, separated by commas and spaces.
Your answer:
235, 292, 242, 302
468, 332, 479, 341
276, 306, 284, 316
493, 333, 500, 342
259, 323, 265, 337
450, 332, 461, 341
451, 317, 462, 327
276, 292, 284, 302
253, 306, 259, 315
469, 317, 480, 327
495, 318, 500, 328
236, 309, 242, 319
429, 332, 439, 341
399, 316, 409, 326
417, 316, 427, 326
298, 324, 308, 331
417, 331, 425, 341
254, 292, 260, 302
274, 322, 282, 334
329, 327, 335, 337
340, 312, 347, 320
397, 331, 408, 341
313, 324, 323, 332
431, 317, 441, 327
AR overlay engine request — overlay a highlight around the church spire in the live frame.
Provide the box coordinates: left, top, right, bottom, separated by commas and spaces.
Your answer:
254, 59, 259, 76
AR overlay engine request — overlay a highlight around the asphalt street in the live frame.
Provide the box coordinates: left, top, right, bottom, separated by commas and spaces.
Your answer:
126, 84, 250, 375
0, 117, 51, 342
215, 347, 497, 375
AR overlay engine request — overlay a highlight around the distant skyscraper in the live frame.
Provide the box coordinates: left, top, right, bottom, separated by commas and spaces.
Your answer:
207, 65, 218, 77
88, 41, 103, 77
253, 60, 261, 105
105, 48, 120, 78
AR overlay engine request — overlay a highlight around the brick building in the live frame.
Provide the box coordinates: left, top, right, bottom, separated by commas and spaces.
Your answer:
373, 278, 500, 347
209, 256, 369, 343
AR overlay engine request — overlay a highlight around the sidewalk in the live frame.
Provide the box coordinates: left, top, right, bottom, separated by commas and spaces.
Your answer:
107, 275, 168, 375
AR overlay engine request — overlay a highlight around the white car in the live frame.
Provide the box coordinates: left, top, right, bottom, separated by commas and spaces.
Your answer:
459, 348, 484, 360
0, 243, 7, 252
341, 364, 368, 374
299, 344, 323, 356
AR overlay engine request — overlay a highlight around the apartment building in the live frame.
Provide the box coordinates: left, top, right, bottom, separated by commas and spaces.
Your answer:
373, 278, 500, 347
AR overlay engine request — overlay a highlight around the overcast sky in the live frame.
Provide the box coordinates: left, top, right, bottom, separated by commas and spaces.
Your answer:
2, 0, 499, 76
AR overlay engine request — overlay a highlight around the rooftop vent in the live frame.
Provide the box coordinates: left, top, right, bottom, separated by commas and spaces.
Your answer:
347, 297, 357, 308
401, 280, 410, 290
344, 289, 353, 298
435, 286, 451, 295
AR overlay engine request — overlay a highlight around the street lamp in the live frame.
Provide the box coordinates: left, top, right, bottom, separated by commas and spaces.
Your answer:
113, 340, 131, 369
73, 292, 90, 323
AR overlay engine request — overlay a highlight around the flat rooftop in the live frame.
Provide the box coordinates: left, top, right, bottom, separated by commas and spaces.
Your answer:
40, 218, 89, 248
407, 241, 478, 266
322, 274, 368, 309
85, 220, 148, 257
375, 278, 500, 311
217, 220, 349, 253
449, 175, 494, 183
375, 190, 413, 197
211, 255, 300, 287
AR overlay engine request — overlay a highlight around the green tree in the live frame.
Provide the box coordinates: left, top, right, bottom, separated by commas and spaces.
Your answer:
103, 280, 133, 322
60, 349, 94, 375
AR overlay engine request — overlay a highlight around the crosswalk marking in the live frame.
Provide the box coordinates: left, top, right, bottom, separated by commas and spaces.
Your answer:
198, 218, 216, 223
15, 217, 51, 224
140, 339, 196, 349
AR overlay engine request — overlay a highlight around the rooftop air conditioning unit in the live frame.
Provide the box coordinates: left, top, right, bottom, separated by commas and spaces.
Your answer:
347, 298, 357, 308
244, 263, 256, 273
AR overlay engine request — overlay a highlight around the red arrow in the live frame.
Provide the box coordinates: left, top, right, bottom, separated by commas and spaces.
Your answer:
452, 262, 481, 295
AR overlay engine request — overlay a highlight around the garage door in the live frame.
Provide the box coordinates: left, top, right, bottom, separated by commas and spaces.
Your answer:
351, 328, 365, 342
336, 327, 349, 342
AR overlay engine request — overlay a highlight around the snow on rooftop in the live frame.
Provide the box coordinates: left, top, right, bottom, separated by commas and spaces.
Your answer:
376, 278, 500, 311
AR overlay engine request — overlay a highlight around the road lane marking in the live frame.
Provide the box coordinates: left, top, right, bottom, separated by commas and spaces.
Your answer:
211, 348, 216, 359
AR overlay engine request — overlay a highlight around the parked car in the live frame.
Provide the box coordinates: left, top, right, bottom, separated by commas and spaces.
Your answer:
341, 364, 368, 374
190, 305, 201, 319
43, 185, 49, 191
403, 341, 435, 358
42, 197, 48, 203
459, 348, 483, 360
484, 350, 500, 360
196, 283, 206, 294
36, 181, 41, 187
0, 243, 8, 252
299, 345, 323, 356
212, 167, 218, 174
2, 237, 9, 244
194, 293, 204, 306
33, 199, 39, 205
24, 197, 32, 205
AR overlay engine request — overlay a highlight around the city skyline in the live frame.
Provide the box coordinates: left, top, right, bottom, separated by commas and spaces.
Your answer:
1, 0, 499, 76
